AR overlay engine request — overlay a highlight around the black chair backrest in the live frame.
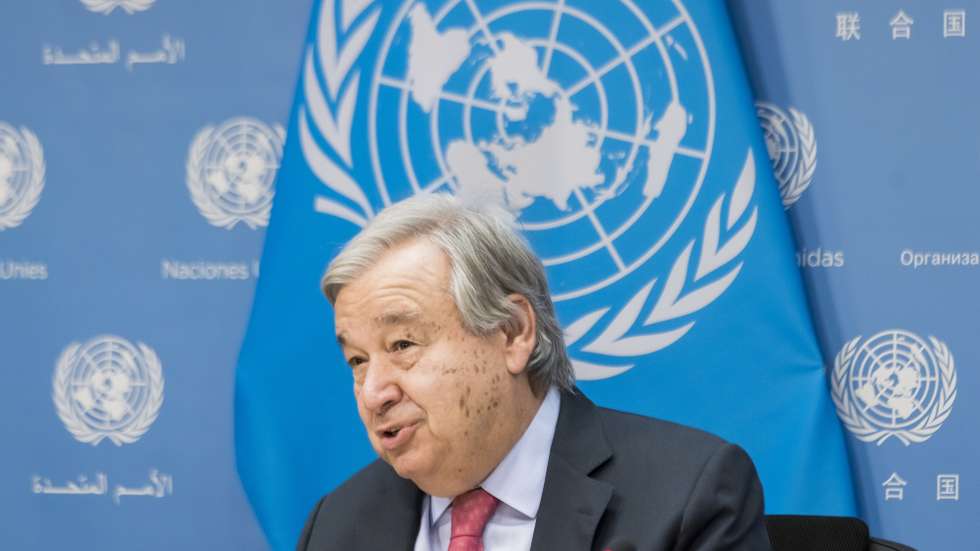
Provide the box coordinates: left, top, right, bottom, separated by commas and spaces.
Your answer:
869, 539, 917, 551
765, 515, 917, 551
766, 515, 870, 551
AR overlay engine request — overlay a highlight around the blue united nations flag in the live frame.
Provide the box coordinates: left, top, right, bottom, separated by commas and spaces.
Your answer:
236, 1, 857, 548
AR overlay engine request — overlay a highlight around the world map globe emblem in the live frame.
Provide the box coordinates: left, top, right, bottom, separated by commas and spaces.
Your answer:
187, 117, 285, 229
851, 331, 937, 428
832, 330, 957, 445
53, 335, 164, 446
304, 0, 756, 378
368, 0, 715, 300
0, 122, 44, 231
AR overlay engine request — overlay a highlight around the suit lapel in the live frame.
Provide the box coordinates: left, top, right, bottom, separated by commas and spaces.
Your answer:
530, 390, 614, 551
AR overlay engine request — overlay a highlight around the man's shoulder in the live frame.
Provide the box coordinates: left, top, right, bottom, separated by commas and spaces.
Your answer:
594, 403, 728, 461
556, 389, 748, 485
582, 399, 754, 495
588, 403, 770, 548
573, 399, 768, 546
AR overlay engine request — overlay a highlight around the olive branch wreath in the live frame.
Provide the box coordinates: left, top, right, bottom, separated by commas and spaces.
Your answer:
754, 102, 816, 209
831, 334, 956, 446
53, 340, 165, 446
0, 127, 45, 231
300, 0, 380, 227
80, 0, 155, 15
779, 107, 816, 209
567, 152, 758, 379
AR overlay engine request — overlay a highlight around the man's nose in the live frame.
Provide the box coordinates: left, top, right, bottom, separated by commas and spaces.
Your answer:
360, 359, 402, 415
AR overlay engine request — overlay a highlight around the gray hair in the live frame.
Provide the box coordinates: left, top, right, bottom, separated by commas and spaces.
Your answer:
321, 194, 574, 394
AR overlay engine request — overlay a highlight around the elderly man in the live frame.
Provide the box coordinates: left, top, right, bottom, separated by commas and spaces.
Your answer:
297, 195, 771, 551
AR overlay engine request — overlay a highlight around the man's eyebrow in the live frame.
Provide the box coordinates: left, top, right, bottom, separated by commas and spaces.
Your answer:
376, 309, 422, 326
335, 309, 422, 345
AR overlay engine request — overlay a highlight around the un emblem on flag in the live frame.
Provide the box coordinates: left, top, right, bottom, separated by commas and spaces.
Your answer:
187, 117, 285, 229
0, 122, 44, 231
831, 330, 957, 446
53, 336, 165, 446
301, 0, 758, 379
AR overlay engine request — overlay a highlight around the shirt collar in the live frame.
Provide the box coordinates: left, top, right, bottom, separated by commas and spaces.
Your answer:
429, 386, 561, 524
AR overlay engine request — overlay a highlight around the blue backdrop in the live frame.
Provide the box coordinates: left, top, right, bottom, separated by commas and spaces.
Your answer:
729, 3, 977, 550
1, 2, 975, 551
0, 1, 309, 549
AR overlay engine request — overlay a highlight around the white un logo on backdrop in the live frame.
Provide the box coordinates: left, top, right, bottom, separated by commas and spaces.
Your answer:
301, 0, 759, 380
186, 117, 285, 229
755, 102, 816, 208
53, 335, 164, 446
0, 122, 45, 231
80, 0, 155, 15
831, 329, 956, 446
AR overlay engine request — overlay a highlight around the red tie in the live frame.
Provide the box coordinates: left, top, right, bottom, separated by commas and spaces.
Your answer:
448, 488, 499, 551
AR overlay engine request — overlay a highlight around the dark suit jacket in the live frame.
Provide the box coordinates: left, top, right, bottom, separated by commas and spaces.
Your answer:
297, 389, 772, 550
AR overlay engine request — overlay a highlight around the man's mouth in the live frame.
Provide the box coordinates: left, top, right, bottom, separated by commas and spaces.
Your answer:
376, 421, 420, 451
382, 426, 402, 438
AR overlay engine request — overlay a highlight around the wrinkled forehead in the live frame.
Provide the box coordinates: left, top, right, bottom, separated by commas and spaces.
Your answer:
335, 305, 425, 344
326, 233, 449, 304
333, 243, 461, 340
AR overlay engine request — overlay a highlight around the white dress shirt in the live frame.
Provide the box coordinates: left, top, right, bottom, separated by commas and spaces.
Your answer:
413, 386, 560, 551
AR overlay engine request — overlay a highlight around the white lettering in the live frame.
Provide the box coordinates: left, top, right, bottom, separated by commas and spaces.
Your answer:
796, 248, 845, 268
901, 249, 914, 266
43, 35, 185, 70
161, 259, 252, 280
32, 469, 173, 506
900, 250, 980, 268
0, 260, 49, 280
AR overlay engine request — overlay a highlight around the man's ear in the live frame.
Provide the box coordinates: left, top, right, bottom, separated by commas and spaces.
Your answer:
503, 294, 536, 376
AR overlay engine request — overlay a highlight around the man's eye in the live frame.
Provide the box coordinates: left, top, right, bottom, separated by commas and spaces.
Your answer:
392, 340, 414, 351
347, 357, 366, 368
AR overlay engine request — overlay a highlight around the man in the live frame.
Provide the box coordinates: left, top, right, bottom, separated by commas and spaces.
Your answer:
298, 194, 771, 550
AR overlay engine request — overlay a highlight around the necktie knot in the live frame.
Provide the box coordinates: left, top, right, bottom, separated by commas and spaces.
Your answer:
448, 488, 499, 551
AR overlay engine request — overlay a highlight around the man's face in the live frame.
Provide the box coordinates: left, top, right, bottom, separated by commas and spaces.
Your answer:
333, 239, 535, 496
